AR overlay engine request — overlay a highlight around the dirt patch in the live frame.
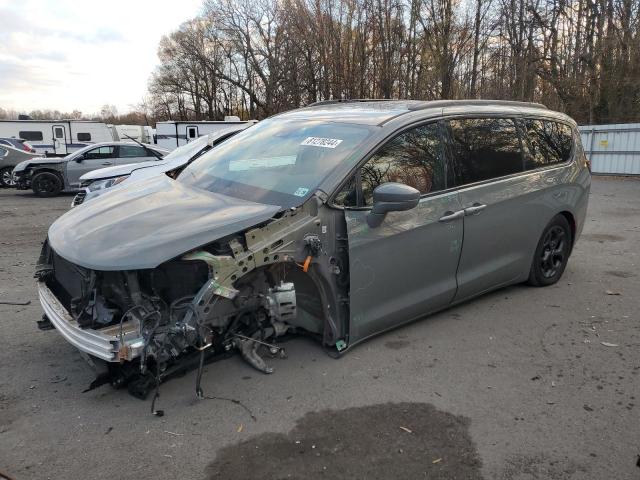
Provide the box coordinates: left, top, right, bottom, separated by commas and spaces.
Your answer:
581, 233, 625, 243
206, 402, 483, 480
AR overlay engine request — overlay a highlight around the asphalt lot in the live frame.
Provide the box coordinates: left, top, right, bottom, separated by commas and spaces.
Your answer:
0, 176, 639, 480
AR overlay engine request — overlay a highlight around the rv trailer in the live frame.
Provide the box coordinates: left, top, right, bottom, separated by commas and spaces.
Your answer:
0, 120, 114, 156
111, 124, 154, 144
155, 117, 256, 151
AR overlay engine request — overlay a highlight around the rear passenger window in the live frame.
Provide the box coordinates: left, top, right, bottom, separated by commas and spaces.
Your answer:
523, 120, 573, 169
119, 145, 147, 157
335, 123, 446, 207
446, 118, 523, 186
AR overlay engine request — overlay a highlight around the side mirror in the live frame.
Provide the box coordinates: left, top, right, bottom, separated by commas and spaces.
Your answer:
366, 182, 420, 228
75, 155, 84, 163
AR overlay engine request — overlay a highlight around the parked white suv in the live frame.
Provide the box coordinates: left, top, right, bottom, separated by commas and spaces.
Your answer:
72, 125, 252, 206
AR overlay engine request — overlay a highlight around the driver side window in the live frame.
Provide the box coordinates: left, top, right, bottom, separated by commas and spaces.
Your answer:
334, 122, 446, 207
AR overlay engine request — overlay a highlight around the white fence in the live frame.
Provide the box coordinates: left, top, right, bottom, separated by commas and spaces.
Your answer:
579, 123, 640, 175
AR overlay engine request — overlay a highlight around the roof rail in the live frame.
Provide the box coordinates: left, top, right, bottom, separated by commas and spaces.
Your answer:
306, 98, 547, 110
408, 99, 547, 110
307, 99, 397, 107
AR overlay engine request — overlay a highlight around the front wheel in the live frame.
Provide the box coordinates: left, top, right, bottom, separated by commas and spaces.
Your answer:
527, 215, 572, 287
0, 167, 17, 188
31, 171, 63, 197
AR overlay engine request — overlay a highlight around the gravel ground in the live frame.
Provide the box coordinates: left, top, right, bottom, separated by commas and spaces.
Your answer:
0, 177, 638, 480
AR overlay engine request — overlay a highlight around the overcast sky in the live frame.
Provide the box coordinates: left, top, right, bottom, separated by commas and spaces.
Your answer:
0, 0, 202, 115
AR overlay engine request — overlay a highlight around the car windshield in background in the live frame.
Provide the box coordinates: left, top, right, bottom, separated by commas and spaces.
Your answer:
163, 135, 209, 161
178, 119, 375, 208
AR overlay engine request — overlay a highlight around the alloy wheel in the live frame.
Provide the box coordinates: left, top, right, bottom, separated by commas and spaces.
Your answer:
539, 225, 566, 278
1, 169, 17, 187
34, 176, 58, 195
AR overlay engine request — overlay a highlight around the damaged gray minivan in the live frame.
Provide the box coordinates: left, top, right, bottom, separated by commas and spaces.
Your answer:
36, 100, 590, 398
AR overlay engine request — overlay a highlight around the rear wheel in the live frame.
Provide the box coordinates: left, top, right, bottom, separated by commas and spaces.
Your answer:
527, 215, 572, 287
31, 171, 63, 197
0, 167, 17, 188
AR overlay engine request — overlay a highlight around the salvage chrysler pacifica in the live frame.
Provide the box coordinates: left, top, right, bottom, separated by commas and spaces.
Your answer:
36, 100, 590, 398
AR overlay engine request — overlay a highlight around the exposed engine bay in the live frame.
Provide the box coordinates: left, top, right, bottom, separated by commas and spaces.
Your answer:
35, 196, 350, 402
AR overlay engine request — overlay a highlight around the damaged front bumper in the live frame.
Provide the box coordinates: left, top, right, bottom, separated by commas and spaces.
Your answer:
38, 281, 144, 362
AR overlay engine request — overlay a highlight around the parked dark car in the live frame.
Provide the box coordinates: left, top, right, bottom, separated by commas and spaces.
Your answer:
0, 137, 36, 153
35, 100, 590, 398
0, 144, 43, 187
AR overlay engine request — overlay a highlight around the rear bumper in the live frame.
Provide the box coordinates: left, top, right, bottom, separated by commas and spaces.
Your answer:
38, 281, 145, 362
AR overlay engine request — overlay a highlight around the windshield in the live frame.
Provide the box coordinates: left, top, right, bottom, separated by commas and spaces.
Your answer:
178, 118, 375, 207
163, 135, 210, 161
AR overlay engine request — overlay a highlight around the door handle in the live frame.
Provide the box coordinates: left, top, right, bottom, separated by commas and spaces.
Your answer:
438, 210, 465, 222
464, 203, 487, 216
101, 162, 113, 166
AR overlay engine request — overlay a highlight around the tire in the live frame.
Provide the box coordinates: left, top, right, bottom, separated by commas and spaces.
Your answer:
527, 214, 572, 287
0, 167, 17, 188
31, 171, 63, 197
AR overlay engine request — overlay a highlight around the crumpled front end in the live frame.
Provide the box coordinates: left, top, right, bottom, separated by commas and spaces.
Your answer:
36, 196, 350, 398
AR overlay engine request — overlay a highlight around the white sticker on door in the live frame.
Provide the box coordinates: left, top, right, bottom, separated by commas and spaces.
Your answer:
300, 137, 343, 148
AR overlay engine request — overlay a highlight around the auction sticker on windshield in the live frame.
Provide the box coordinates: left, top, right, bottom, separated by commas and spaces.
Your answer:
301, 137, 343, 148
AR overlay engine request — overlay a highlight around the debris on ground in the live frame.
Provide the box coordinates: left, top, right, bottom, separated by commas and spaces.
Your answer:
432, 458, 442, 464
601, 342, 619, 347
399, 426, 412, 433
605, 290, 622, 296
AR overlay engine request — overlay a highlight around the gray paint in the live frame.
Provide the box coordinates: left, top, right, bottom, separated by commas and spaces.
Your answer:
453, 163, 589, 300
48, 175, 281, 270
346, 191, 464, 342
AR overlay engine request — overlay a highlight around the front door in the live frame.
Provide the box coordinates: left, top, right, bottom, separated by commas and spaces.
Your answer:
186, 125, 198, 143
340, 122, 464, 344
66, 145, 116, 187
52, 125, 67, 155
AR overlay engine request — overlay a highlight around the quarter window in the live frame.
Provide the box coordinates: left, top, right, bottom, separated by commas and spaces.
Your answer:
523, 120, 573, 169
119, 145, 147, 157
446, 118, 523, 186
19, 131, 43, 141
84, 146, 114, 159
77, 132, 91, 142
335, 123, 446, 207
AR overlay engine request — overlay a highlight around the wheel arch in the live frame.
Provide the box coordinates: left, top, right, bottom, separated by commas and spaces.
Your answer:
558, 210, 576, 253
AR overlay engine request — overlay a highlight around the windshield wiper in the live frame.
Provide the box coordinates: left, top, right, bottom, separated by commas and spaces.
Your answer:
122, 134, 164, 161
